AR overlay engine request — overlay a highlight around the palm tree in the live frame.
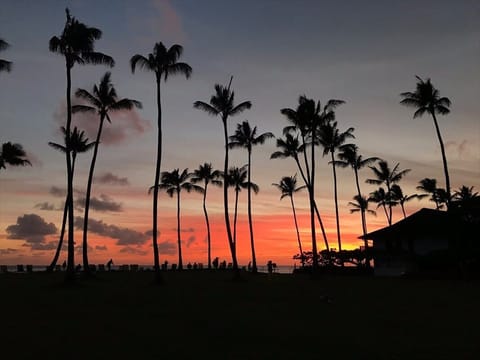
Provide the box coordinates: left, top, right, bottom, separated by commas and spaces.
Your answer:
366, 160, 411, 226
191, 163, 222, 269
317, 120, 353, 262
49, 8, 114, 280
390, 184, 420, 219
400, 76, 452, 207
72, 72, 142, 274
225, 165, 259, 252
131, 42, 191, 281
368, 187, 392, 225
229, 120, 274, 273
335, 144, 379, 266
150, 168, 202, 270
47, 127, 95, 272
416, 178, 446, 210
348, 195, 376, 266
0, 142, 31, 170
194, 77, 251, 273
272, 175, 307, 266
0, 38, 12, 73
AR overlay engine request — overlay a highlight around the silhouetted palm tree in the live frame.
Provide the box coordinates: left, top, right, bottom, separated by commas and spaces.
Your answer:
191, 163, 222, 269
335, 144, 379, 267
229, 120, 273, 273
47, 127, 95, 272
390, 184, 419, 219
0, 142, 31, 170
194, 77, 251, 273
400, 76, 452, 207
348, 194, 376, 266
317, 120, 353, 262
272, 175, 307, 266
416, 178, 446, 210
0, 38, 12, 73
72, 72, 141, 274
366, 160, 411, 225
150, 168, 201, 270
131, 42, 191, 281
49, 8, 114, 280
225, 165, 258, 251
368, 187, 391, 225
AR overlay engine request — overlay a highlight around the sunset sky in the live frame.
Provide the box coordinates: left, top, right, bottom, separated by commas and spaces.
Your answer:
1, 0, 478, 267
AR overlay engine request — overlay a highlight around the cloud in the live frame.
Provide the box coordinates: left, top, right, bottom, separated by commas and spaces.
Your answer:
34, 202, 56, 211
185, 235, 196, 248
95, 172, 130, 186
25, 242, 57, 251
0, 248, 19, 255
74, 217, 149, 245
158, 241, 177, 255
445, 139, 478, 160
54, 102, 150, 146
95, 245, 108, 251
119, 246, 148, 256
50, 186, 66, 197
75, 194, 123, 212
6, 214, 57, 244
150, 0, 187, 43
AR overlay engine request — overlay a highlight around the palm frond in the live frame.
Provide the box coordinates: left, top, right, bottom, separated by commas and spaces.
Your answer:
164, 62, 192, 81
72, 104, 95, 114
193, 101, 219, 116
230, 101, 252, 116
81, 51, 114, 67
130, 54, 151, 73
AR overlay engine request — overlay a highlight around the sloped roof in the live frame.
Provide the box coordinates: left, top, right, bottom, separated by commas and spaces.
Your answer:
359, 208, 453, 241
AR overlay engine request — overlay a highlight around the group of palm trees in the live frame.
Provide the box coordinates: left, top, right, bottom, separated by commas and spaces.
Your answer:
2, 8, 476, 282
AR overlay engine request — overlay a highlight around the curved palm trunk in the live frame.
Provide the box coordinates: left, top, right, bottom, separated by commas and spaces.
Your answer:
82, 115, 106, 275
330, 151, 343, 266
152, 77, 162, 282
353, 167, 370, 268
233, 189, 240, 254
202, 181, 212, 269
431, 112, 451, 207
309, 136, 318, 271
293, 155, 330, 252
65, 62, 75, 282
176, 189, 183, 270
48, 155, 78, 272
290, 196, 304, 267
382, 203, 390, 226
247, 150, 257, 273
222, 118, 238, 272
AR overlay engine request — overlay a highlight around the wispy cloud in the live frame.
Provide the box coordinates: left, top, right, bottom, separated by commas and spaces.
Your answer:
34, 202, 56, 211
95, 172, 130, 186
75, 194, 123, 212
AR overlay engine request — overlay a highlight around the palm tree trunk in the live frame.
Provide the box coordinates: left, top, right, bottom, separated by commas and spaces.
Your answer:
177, 190, 183, 270
247, 150, 257, 273
310, 135, 318, 271
48, 200, 67, 272
152, 77, 162, 283
222, 117, 238, 271
202, 182, 211, 269
233, 189, 239, 254
331, 151, 343, 266
431, 112, 451, 207
354, 168, 370, 267
65, 61, 75, 282
290, 196, 304, 267
82, 115, 105, 275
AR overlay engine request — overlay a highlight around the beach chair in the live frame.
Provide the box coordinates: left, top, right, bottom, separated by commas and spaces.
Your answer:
0, 265, 8, 273
26, 265, 33, 273
130, 264, 139, 272
98, 264, 105, 272
17, 264, 24, 272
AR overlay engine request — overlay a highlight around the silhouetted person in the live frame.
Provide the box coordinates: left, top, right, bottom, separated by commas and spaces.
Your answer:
162, 260, 168, 271
220, 260, 227, 269
187, 262, 192, 270
248, 261, 252, 271
62, 260, 67, 271
75, 264, 82, 272
212, 257, 219, 269
267, 260, 273, 274
106, 258, 113, 271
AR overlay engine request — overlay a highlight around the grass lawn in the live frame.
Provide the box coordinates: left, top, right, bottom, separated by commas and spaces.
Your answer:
0, 270, 478, 359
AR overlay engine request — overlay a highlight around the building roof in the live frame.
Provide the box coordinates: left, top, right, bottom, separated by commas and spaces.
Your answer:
359, 208, 453, 241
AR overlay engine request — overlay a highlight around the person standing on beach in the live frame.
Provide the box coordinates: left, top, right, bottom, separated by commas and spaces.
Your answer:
106, 258, 113, 271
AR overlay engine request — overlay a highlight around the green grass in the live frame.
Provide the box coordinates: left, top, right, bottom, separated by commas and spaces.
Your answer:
1, 271, 479, 359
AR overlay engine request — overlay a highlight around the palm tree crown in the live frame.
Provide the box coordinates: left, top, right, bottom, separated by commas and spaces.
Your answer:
0, 38, 12, 73
0, 142, 31, 170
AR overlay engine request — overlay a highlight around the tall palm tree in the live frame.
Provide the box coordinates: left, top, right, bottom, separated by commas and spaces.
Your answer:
0, 38, 12, 73
366, 160, 411, 226
131, 42, 191, 281
191, 162, 222, 269
0, 142, 31, 170
47, 127, 95, 272
348, 194, 376, 266
335, 144, 379, 266
72, 72, 141, 274
194, 77, 251, 273
225, 165, 259, 252
49, 8, 114, 280
272, 175, 307, 266
390, 184, 420, 219
416, 178, 447, 210
317, 120, 353, 261
150, 168, 201, 270
229, 120, 274, 273
400, 76, 452, 207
